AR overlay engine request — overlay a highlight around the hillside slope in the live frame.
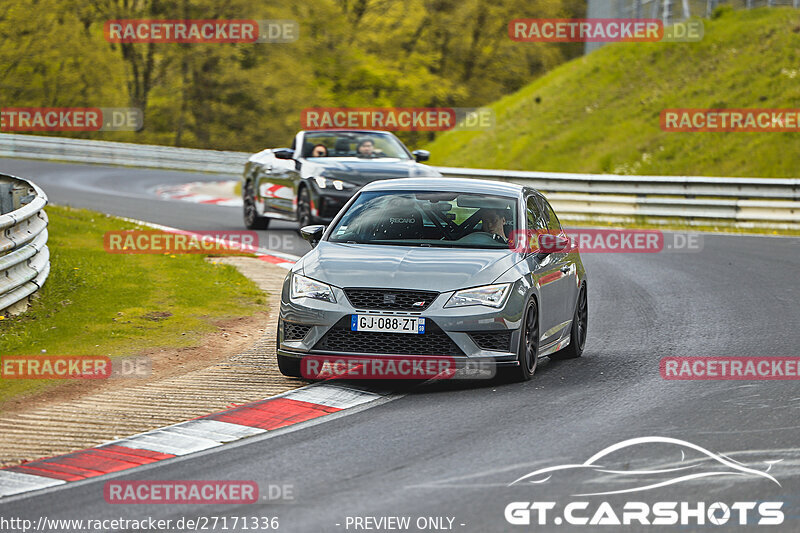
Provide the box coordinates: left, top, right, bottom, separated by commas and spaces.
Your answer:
427, 8, 800, 178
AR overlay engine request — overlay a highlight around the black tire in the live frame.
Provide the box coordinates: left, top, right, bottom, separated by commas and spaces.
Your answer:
297, 186, 314, 229
550, 283, 587, 360
503, 298, 540, 382
243, 181, 270, 230
277, 353, 302, 378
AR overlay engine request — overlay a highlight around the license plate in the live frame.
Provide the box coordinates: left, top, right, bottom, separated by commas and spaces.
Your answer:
351, 315, 425, 334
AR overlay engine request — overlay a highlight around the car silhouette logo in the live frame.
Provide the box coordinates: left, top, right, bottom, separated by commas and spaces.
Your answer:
509, 436, 782, 496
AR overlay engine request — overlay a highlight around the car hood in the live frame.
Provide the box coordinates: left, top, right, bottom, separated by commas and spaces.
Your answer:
313, 159, 440, 185
300, 242, 521, 292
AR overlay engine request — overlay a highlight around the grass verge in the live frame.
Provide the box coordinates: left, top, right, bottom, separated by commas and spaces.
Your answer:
426, 8, 800, 179
0, 205, 266, 403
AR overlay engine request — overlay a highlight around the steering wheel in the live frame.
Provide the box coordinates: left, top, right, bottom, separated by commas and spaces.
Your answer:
457, 231, 506, 245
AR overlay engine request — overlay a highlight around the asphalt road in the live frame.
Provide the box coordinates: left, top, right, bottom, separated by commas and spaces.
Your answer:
2, 157, 800, 532
0, 159, 312, 256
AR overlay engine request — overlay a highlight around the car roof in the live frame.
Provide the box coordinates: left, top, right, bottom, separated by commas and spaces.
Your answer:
360, 177, 526, 197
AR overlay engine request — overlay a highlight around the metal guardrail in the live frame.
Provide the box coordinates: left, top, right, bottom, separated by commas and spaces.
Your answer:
589, 0, 799, 27
0, 133, 247, 175
436, 167, 800, 228
0, 174, 49, 316
1, 133, 798, 229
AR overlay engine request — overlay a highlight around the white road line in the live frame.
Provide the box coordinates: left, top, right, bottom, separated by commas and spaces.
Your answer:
113, 429, 224, 456
283, 383, 383, 409
0, 471, 65, 497
167, 420, 267, 442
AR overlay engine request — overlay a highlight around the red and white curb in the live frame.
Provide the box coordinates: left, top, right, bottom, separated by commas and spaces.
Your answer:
116, 216, 299, 269
153, 181, 242, 207
153, 181, 296, 212
0, 383, 387, 498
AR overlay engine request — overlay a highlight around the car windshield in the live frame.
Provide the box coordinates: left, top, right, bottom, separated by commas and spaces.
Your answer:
303, 132, 411, 159
328, 191, 518, 249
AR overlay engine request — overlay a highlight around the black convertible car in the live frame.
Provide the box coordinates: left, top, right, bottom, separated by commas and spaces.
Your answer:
242, 130, 440, 229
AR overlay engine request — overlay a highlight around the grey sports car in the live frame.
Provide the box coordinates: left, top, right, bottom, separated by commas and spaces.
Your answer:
277, 177, 588, 381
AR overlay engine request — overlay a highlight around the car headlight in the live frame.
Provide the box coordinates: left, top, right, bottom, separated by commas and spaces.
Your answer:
445, 283, 511, 308
314, 177, 354, 191
291, 274, 336, 303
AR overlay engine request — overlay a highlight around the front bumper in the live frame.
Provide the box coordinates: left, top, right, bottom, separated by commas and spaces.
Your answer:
310, 186, 354, 221
278, 280, 528, 365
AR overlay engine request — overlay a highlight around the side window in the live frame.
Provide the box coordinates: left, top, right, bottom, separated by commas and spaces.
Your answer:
541, 197, 562, 232
526, 197, 547, 231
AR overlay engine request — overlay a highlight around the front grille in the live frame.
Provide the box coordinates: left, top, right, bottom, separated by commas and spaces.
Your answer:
314, 317, 463, 356
344, 288, 438, 311
470, 331, 514, 352
283, 322, 312, 341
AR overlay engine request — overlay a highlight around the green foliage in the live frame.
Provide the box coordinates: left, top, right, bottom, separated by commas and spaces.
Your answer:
0, 0, 584, 151
426, 8, 800, 178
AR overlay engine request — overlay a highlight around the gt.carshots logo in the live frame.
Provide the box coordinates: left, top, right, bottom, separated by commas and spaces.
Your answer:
504, 437, 785, 527
504, 501, 783, 526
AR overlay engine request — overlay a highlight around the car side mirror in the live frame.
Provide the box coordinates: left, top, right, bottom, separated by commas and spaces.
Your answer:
300, 225, 326, 247
536, 233, 570, 258
274, 148, 295, 160
412, 150, 430, 162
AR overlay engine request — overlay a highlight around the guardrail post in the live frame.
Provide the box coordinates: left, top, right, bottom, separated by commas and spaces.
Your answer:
634, 0, 643, 18
662, 0, 673, 25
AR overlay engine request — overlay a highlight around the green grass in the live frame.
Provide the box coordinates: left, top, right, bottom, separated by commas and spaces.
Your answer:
0, 205, 265, 403
426, 8, 800, 179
